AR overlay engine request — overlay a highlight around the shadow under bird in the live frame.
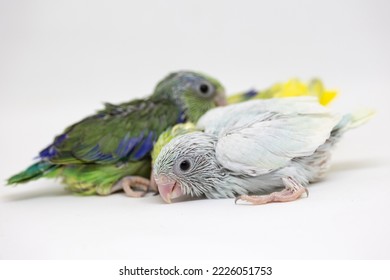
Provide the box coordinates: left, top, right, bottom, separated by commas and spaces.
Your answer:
7, 71, 226, 196
153, 97, 374, 204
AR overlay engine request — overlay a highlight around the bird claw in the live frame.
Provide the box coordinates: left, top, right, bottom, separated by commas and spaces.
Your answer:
111, 176, 151, 197
304, 187, 309, 198
234, 178, 309, 205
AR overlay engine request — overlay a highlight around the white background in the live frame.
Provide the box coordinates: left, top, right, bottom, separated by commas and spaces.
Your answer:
0, 0, 389, 260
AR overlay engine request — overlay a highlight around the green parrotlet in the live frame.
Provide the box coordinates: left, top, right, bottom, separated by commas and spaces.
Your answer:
7, 71, 226, 196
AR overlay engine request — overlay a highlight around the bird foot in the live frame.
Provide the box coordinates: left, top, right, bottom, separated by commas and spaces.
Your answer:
111, 176, 151, 197
235, 177, 309, 205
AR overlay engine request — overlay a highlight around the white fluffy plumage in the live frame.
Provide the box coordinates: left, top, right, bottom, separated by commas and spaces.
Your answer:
154, 97, 373, 202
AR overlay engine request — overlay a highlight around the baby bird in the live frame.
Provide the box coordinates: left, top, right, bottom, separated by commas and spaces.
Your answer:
153, 97, 373, 204
7, 71, 226, 197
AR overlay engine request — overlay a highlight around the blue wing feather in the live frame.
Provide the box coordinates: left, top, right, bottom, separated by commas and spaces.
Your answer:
133, 132, 155, 160
38, 99, 179, 164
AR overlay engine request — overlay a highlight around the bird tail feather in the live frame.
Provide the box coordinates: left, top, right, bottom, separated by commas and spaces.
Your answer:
336, 108, 375, 133
7, 161, 58, 185
319, 108, 375, 151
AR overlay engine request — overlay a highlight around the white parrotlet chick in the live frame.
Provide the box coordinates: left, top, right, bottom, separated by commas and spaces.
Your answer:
153, 97, 373, 205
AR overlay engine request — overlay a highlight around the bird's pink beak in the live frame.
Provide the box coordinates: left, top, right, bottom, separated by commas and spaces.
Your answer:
214, 89, 228, 106
154, 174, 183, 203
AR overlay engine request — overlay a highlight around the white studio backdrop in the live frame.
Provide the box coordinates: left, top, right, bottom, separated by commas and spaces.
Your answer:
0, 0, 389, 260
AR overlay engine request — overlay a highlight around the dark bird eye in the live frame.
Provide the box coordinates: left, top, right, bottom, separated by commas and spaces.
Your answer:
179, 160, 191, 171
199, 84, 209, 94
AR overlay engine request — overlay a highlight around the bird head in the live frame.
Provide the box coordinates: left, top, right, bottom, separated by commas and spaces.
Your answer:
151, 123, 198, 165
153, 132, 223, 203
152, 71, 227, 122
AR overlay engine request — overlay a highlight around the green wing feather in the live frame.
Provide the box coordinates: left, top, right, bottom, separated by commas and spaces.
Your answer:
49, 98, 180, 165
